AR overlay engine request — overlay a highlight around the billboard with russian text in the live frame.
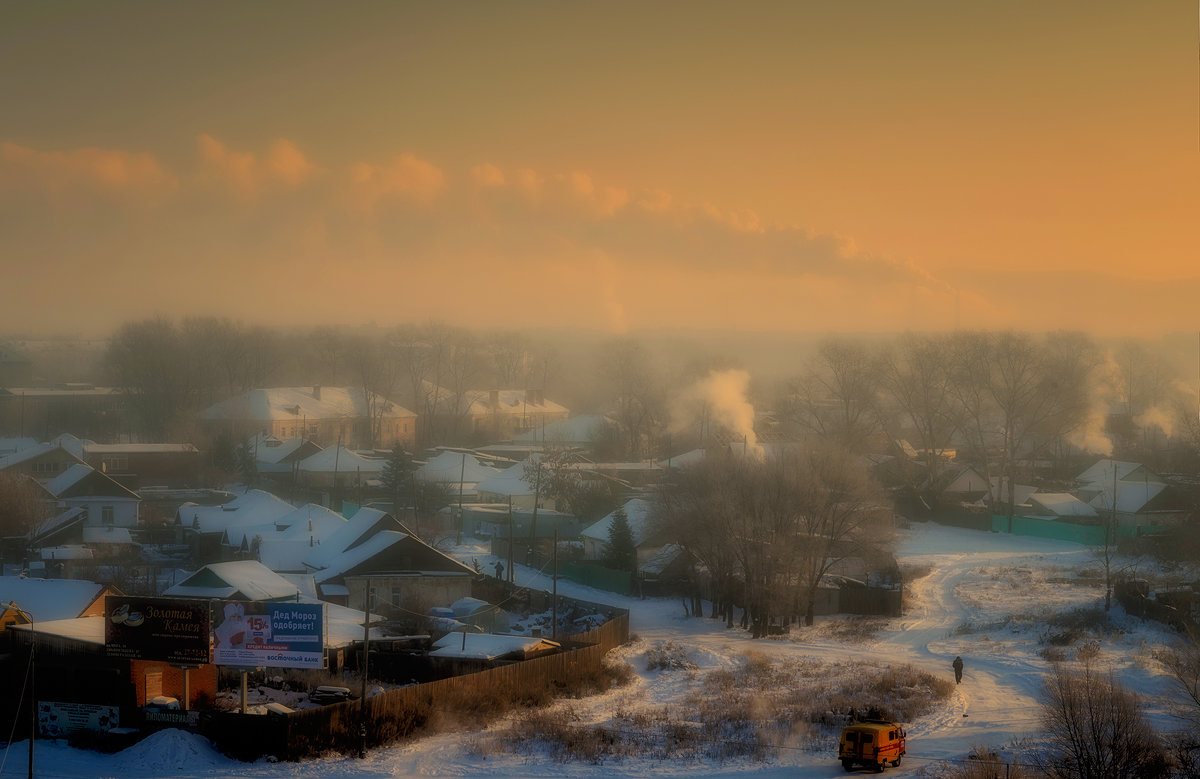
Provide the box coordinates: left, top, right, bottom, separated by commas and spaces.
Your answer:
104, 596, 210, 664
212, 601, 325, 669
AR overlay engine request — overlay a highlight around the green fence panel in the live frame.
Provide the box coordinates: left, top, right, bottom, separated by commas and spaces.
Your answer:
990, 514, 1106, 545
560, 561, 632, 596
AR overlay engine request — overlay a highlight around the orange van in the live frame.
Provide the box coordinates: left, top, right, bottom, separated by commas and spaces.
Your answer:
838, 719, 906, 772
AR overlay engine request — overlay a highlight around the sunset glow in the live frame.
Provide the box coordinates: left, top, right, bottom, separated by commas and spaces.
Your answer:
2, 1, 1197, 336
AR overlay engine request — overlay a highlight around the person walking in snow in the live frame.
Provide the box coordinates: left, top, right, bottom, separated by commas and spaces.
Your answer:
953, 655, 964, 684
494, 560, 504, 580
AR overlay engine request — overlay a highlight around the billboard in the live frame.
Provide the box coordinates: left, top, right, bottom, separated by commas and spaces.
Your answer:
104, 596, 210, 665
213, 601, 325, 669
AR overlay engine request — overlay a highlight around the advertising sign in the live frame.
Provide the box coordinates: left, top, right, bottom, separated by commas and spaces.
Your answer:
38, 702, 119, 738
104, 596, 210, 664
212, 601, 324, 669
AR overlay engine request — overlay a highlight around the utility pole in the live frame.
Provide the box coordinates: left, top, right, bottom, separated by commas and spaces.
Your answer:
507, 497, 515, 583
552, 528, 559, 641
457, 454, 466, 545
358, 579, 372, 759
9, 602, 35, 779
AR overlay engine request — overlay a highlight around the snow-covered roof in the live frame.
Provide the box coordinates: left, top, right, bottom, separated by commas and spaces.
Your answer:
82, 526, 134, 544
942, 467, 989, 495
50, 433, 90, 459
178, 490, 295, 535
84, 443, 199, 454
223, 521, 281, 550
31, 506, 87, 543
163, 560, 300, 601
201, 386, 415, 422
423, 384, 568, 418
429, 632, 560, 661
263, 536, 342, 572
0, 437, 38, 455
640, 543, 685, 577
250, 437, 312, 465
415, 451, 501, 483
989, 478, 1039, 507
278, 573, 319, 600
43, 464, 95, 496
657, 448, 706, 469
1087, 481, 1168, 514
302, 507, 400, 571
1028, 493, 1098, 518
39, 545, 93, 560
510, 414, 608, 443
0, 576, 107, 622
475, 461, 535, 497
9, 615, 105, 645
0, 442, 84, 471
276, 504, 347, 537
313, 530, 409, 583
581, 498, 658, 546
1076, 459, 1160, 487
298, 446, 386, 475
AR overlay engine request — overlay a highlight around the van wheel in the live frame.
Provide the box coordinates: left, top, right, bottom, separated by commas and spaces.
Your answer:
842, 760, 854, 772
892, 757, 902, 766
875, 762, 886, 773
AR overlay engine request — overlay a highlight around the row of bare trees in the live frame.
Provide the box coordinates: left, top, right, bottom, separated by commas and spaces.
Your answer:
103, 318, 563, 447
785, 331, 1185, 508
795, 331, 1199, 476
655, 443, 887, 636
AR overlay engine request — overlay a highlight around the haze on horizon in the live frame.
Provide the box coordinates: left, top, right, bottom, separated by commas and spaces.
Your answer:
1, 1, 1197, 339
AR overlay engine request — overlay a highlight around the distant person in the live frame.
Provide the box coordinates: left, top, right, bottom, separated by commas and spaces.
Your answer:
494, 560, 504, 580
953, 655, 964, 684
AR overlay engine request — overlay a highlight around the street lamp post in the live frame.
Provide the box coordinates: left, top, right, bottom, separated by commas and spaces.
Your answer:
9, 601, 34, 779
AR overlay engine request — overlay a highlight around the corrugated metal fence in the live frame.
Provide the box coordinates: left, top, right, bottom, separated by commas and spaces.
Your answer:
205, 607, 629, 761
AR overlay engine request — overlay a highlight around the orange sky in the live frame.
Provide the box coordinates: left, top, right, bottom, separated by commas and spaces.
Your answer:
1, 1, 1197, 336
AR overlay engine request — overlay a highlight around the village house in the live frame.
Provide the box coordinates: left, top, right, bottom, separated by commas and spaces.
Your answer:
200, 386, 417, 450
0, 384, 124, 441
83, 442, 203, 489
419, 384, 569, 444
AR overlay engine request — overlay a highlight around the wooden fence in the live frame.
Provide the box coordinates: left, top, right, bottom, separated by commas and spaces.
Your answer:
205, 602, 629, 761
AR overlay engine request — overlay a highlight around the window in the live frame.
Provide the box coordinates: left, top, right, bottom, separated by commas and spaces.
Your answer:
846, 733, 858, 743
861, 734, 873, 744
102, 506, 115, 525
33, 461, 58, 474
102, 456, 128, 473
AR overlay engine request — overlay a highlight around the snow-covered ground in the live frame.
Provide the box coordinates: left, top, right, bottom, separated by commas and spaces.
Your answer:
1, 522, 1189, 777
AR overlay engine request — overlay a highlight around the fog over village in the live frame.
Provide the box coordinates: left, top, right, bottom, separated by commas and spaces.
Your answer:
2, 3, 1200, 778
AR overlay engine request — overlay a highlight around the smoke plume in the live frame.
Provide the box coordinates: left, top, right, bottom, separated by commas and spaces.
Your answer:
673, 369, 764, 460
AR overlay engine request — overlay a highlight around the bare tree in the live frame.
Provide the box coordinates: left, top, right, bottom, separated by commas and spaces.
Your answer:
879, 333, 959, 500
105, 317, 199, 440
599, 339, 665, 460
0, 472, 48, 539
785, 338, 880, 453
657, 444, 885, 635
1038, 661, 1168, 778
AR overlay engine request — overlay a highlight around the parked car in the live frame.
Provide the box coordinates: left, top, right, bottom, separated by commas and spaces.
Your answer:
309, 686, 351, 705
838, 719, 905, 772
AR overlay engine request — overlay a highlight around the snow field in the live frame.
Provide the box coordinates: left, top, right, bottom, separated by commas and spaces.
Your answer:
1, 521, 1191, 777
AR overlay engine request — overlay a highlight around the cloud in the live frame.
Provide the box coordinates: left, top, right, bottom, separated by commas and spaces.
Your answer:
471, 163, 505, 188
348, 152, 446, 212
196, 134, 316, 196
0, 141, 176, 198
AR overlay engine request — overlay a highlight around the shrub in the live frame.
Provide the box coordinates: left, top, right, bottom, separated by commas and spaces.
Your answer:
644, 641, 697, 671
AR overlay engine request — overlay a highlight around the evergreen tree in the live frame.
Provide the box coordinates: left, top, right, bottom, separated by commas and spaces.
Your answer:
380, 443, 413, 514
235, 443, 257, 489
604, 506, 637, 573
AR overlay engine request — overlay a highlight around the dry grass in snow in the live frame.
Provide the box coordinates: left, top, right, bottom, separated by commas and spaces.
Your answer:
483, 642, 954, 764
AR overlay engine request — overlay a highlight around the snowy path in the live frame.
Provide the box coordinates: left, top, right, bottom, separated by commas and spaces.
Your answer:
2, 522, 1177, 778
